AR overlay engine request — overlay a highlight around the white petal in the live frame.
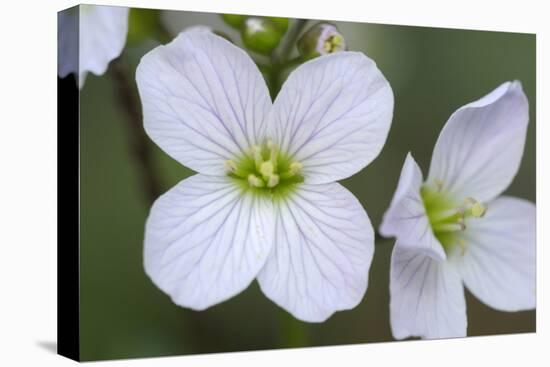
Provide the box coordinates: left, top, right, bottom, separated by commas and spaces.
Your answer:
144, 174, 275, 310
79, 5, 129, 88
457, 196, 536, 311
183, 25, 212, 34
427, 81, 529, 202
257, 183, 374, 322
270, 52, 393, 184
58, 8, 79, 80
390, 246, 467, 339
380, 153, 446, 261
136, 32, 272, 175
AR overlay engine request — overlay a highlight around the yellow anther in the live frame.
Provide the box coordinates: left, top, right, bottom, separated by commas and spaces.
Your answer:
323, 35, 343, 53
471, 202, 487, 217
289, 161, 303, 175
331, 35, 343, 48
248, 174, 265, 188
465, 197, 486, 218
250, 145, 264, 171
260, 161, 275, 178
267, 174, 280, 188
224, 160, 238, 174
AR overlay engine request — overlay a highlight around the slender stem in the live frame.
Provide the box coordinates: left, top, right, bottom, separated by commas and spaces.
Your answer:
278, 19, 308, 63
279, 311, 309, 347
267, 19, 308, 98
280, 56, 305, 70
109, 57, 162, 205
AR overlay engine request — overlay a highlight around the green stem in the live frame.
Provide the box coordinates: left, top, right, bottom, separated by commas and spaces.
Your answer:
279, 311, 309, 347
278, 19, 308, 62
267, 19, 308, 98
281, 56, 305, 70
264, 19, 311, 346
109, 56, 162, 205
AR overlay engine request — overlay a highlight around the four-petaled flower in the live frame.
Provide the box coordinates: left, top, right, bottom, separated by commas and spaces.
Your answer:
136, 32, 394, 321
380, 81, 535, 339
58, 5, 129, 88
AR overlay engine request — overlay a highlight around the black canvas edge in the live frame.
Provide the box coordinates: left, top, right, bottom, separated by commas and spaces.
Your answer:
57, 4, 81, 362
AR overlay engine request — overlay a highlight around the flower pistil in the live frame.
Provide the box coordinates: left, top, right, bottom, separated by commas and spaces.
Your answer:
225, 140, 304, 195
421, 181, 487, 254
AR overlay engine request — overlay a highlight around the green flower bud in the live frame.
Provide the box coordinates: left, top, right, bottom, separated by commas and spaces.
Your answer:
221, 14, 246, 29
297, 22, 347, 59
241, 17, 283, 55
267, 17, 289, 34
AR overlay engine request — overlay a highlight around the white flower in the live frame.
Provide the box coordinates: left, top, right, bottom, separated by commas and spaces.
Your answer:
136, 32, 393, 322
380, 81, 535, 339
58, 5, 129, 88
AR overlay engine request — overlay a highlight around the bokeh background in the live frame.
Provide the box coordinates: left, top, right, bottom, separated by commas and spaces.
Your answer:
77, 8, 536, 361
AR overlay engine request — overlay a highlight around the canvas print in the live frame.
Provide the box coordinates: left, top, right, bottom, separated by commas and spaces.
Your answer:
57, 4, 536, 362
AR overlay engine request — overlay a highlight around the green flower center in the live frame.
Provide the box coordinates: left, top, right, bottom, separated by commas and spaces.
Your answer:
226, 140, 304, 198
420, 180, 487, 255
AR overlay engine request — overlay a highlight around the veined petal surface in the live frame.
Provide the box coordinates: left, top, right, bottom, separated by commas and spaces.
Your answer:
427, 81, 529, 202
144, 175, 275, 310
58, 8, 79, 81
270, 52, 393, 184
380, 153, 446, 261
257, 183, 374, 322
79, 5, 129, 88
137, 32, 272, 175
390, 246, 467, 339
457, 196, 536, 311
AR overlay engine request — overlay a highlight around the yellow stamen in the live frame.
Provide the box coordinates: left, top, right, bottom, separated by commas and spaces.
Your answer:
267, 174, 280, 188
260, 161, 274, 179
248, 174, 265, 188
289, 161, 303, 175
465, 197, 487, 217
224, 160, 238, 174
471, 202, 487, 218
323, 35, 344, 53
251, 145, 263, 171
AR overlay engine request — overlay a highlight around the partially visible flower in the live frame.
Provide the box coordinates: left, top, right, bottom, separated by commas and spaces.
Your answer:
58, 5, 129, 88
380, 81, 535, 339
136, 32, 394, 321
297, 22, 346, 59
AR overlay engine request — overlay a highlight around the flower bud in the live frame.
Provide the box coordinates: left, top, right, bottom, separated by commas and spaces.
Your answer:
241, 17, 283, 55
267, 17, 289, 34
221, 14, 246, 29
297, 22, 347, 59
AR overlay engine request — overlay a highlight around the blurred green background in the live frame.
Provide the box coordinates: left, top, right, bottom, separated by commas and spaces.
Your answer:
78, 9, 536, 361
